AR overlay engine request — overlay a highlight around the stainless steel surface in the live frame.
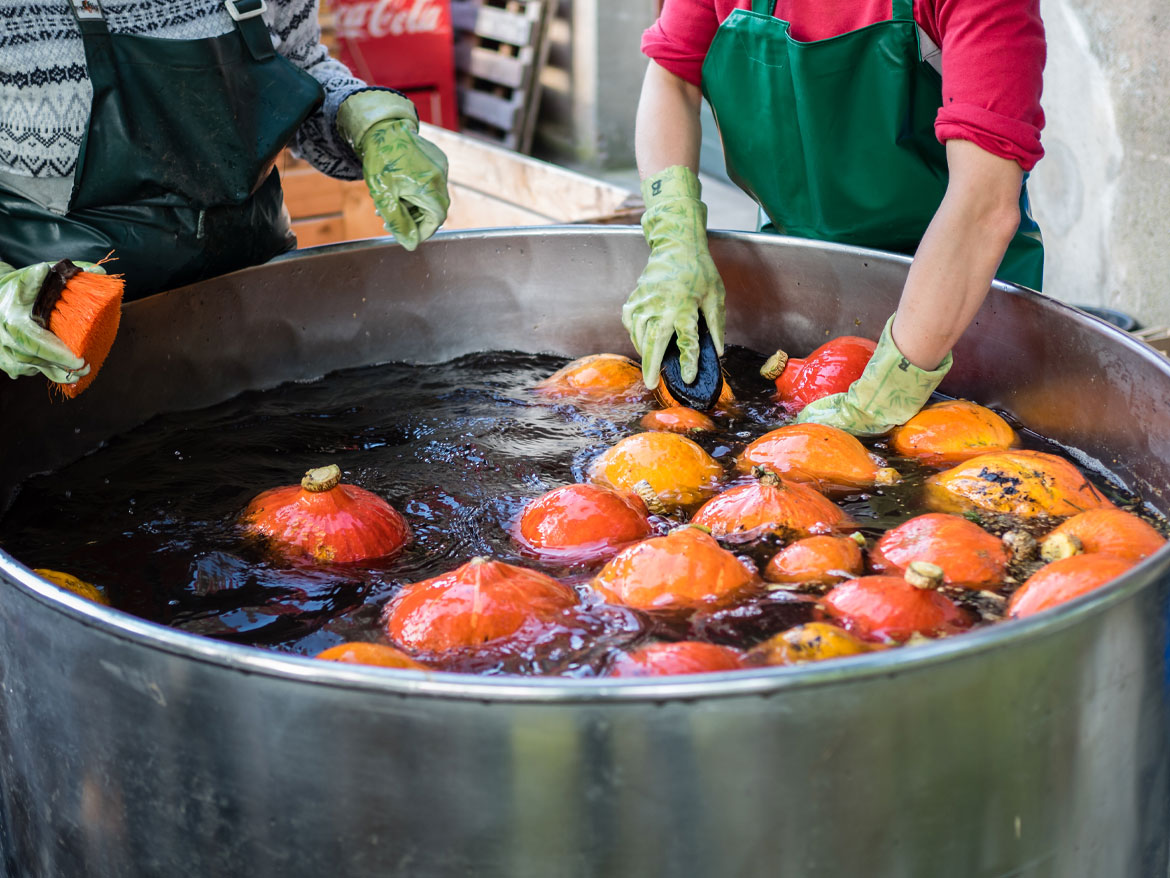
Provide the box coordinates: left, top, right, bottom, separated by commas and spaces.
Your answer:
1, 228, 1168, 877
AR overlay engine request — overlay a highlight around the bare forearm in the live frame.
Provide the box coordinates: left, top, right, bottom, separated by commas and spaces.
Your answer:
635, 62, 704, 181
893, 140, 1024, 370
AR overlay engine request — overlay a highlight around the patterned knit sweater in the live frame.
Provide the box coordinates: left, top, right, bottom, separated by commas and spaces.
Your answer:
0, 0, 371, 182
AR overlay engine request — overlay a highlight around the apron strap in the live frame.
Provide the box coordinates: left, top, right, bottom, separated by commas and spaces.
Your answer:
66, 0, 109, 34
751, 0, 777, 15
224, 0, 275, 62
891, 0, 915, 21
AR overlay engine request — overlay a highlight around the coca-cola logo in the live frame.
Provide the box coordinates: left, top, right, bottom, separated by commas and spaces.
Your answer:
335, 0, 446, 38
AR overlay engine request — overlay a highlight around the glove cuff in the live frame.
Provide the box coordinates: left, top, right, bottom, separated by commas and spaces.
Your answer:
337, 90, 419, 153
640, 165, 702, 208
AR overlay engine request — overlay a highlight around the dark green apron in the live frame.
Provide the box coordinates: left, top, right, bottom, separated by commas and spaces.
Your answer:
0, 0, 324, 300
701, 0, 1044, 290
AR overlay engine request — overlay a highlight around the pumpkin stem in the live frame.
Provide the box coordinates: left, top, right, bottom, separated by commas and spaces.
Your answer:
905, 561, 944, 590
752, 466, 782, 488
671, 523, 712, 536
849, 531, 867, 548
1040, 532, 1083, 563
759, 349, 790, 381
874, 467, 901, 487
1002, 530, 1039, 561
302, 465, 343, 493
632, 479, 668, 516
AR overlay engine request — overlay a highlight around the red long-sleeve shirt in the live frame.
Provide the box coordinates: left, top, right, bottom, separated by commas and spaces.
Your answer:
642, 0, 1045, 170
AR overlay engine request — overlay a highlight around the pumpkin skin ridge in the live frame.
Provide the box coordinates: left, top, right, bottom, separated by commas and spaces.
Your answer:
691, 477, 853, 543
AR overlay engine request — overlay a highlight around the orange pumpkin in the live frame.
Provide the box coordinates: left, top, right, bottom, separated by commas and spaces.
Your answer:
588, 431, 724, 513
924, 450, 1116, 518
591, 526, 757, 613
533, 353, 651, 403
242, 464, 412, 563
763, 534, 865, 584
639, 406, 716, 434
820, 564, 973, 642
34, 568, 109, 605
691, 468, 853, 542
655, 374, 737, 411
384, 557, 579, 653
737, 423, 900, 493
869, 513, 1010, 590
608, 641, 745, 677
888, 400, 1017, 467
512, 483, 653, 563
748, 622, 872, 665
1042, 508, 1165, 562
315, 642, 427, 670
1007, 553, 1137, 618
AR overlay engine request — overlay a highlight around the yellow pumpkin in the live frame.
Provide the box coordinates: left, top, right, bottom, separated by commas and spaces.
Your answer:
533, 353, 651, 403
588, 431, 723, 513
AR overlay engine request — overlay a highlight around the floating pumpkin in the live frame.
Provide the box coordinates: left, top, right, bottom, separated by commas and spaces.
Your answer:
748, 621, 872, 666
820, 563, 973, 642
869, 513, 1010, 590
608, 641, 745, 677
384, 557, 579, 653
34, 568, 109, 605
888, 400, 1017, 467
533, 353, 651, 403
588, 431, 723, 513
655, 374, 737, 411
737, 423, 900, 493
591, 526, 756, 613
691, 468, 853, 542
924, 450, 1116, 519
241, 464, 412, 563
762, 335, 876, 414
512, 483, 654, 563
1007, 553, 1137, 618
639, 406, 716, 434
1040, 508, 1165, 563
315, 642, 427, 670
763, 534, 865, 584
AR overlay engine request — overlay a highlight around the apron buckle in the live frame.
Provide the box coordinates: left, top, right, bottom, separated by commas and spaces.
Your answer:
224, 0, 267, 21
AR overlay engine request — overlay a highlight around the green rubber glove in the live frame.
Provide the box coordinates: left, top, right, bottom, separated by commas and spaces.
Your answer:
0, 260, 105, 384
795, 314, 953, 437
622, 165, 726, 388
337, 90, 450, 251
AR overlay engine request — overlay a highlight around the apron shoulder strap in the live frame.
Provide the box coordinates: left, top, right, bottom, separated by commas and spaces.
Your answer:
751, 0, 777, 15
224, 0, 275, 62
891, 0, 915, 21
66, 0, 109, 35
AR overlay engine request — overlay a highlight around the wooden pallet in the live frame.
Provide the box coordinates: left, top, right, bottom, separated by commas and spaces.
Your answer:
450, 0, 553, 153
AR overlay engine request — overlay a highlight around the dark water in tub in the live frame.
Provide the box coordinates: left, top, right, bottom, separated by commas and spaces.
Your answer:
0, 347, 1155, 674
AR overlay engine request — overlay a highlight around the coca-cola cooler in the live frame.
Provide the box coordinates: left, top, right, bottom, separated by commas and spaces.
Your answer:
332, 0, 459, 131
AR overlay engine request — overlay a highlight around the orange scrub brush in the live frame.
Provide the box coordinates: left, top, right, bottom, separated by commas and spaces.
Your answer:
32, 258, 124, 398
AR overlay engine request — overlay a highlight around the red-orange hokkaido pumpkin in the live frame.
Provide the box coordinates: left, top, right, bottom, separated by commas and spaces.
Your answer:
924, 450, 1116, 518
242, 464, 412, 563
766, 336, 876, 414
588, 431, 723, 513
820, 565, 973, 642
748, 621, 873, 665
384, 557, 579, 653
691, 469, 853, 542
533, 353, 651, 403
763, 535, 864, 584
888, 400, 1017, 467
737, 423, 899, 493
1042, 508, 1165, 562
639, 406, 717, 434
869, 513, 1010, 590
608, 641, 745, 677
1007, 553, 1137, 618
591, 526, 756, 613
315, 642, 427, 670
512, 483, 653, 563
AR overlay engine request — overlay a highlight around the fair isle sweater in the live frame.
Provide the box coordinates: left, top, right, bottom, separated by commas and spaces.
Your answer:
0, 0, 369, 182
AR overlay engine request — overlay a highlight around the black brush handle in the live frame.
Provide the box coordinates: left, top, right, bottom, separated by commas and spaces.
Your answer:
660, 314, 722, 411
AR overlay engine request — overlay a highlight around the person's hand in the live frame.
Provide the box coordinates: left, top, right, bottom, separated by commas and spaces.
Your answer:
0, 261, 103, 383
623, 165, 726, 388
795, 314, 952, 436
337, 90, 450, 251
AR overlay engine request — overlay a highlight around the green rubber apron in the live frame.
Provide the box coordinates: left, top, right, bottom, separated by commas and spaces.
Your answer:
0, 0, 323, 300
701, 0, 1044, 290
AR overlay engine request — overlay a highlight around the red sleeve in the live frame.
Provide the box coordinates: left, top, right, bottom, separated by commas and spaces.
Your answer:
641, 0, 728, 88
925, 0, 1046, 170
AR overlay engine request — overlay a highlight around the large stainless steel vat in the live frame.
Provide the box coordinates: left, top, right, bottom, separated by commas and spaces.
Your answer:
2, 228, 1169, 878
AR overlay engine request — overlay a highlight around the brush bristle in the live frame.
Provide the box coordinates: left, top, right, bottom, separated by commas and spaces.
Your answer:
48, 270, 124, 398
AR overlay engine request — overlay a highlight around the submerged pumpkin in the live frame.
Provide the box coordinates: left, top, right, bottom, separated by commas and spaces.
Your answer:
764, 335, 876, 414
869, 513, 1010, 590
639, 406, 716, 434
889, 400, 1017, 467
820, 563, 973, 642
34, 568, 109, 605
1041, 508, 1165, 562
924, 450, 1116, 518
763, 534, 865, 584
748, 621, 872, 665
241, 464, 412, 563
691, 468, 853, 542
1007, 553, 1137, 618
533, 353, 651, 403
315, 642, 427, 670
384, 557, 579, 653
512, 483, 653, 563
588, 431, 723, 513
591, 526, 756, 613
608, 641, 745, 677
737, 423, 900, 493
